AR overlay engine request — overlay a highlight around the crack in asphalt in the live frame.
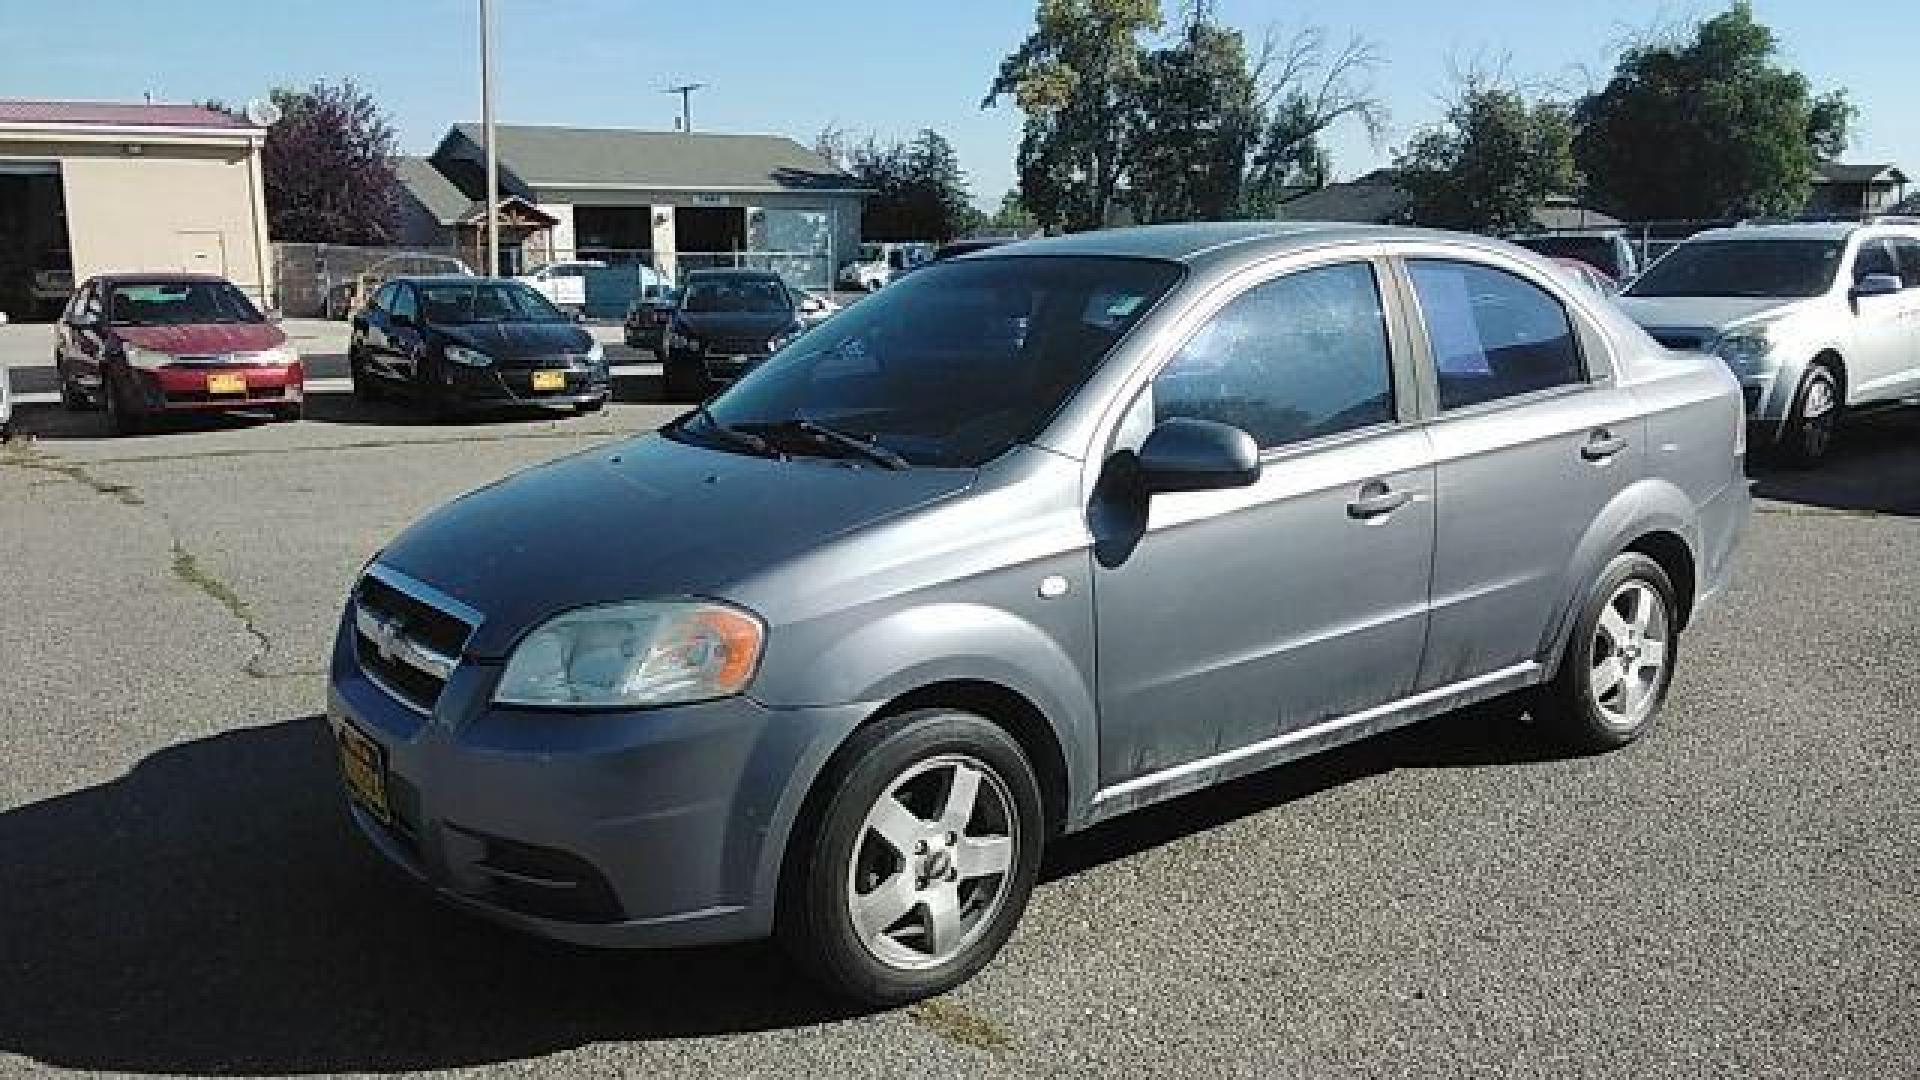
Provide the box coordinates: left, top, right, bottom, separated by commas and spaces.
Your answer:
54, 425, 634, 468
3, 443, 283, 679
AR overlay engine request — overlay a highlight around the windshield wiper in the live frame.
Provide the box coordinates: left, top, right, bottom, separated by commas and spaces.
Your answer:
739, 417, 909, 470
684, 405, 779, 458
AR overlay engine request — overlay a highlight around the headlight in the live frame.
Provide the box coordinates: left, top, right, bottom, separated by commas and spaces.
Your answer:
666, 327, 700, 352
123, 345, 173, 371
445, 344, 493, 368
239, 345, 300, 367
494, 600, 764, 708
586, 341, 605, 368
1714, 327, 1775, 370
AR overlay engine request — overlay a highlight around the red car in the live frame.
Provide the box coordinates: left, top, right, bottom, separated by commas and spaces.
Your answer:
54, 274, 302, 434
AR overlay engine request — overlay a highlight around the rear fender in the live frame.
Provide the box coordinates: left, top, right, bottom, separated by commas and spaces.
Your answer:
1539, 477, 1698, 674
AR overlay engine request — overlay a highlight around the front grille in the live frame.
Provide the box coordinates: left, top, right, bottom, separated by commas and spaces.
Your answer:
353, 568, 476, 714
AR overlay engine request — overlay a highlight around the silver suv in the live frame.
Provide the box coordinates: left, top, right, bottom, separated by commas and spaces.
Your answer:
1618, 221, 1920, 464
328, 223, 1750, 1005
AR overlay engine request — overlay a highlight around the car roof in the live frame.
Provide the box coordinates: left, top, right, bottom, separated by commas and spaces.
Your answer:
684, 268, 782, 281
386, 274, 499, 285
979, 221, 1522, 270
90, 272, 230, 286
1685, 222, 1864, 243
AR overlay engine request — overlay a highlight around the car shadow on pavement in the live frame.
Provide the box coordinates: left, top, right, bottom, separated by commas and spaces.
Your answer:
0, 716, 860, 1075
1044, 697, 1559, 883
1747, 406, 1919, 517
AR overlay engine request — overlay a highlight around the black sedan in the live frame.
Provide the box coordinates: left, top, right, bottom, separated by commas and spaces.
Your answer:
349, 276, 609, 419
661, 270, 805, 400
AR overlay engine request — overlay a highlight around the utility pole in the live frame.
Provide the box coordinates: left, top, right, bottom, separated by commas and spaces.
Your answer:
480, 0, 500, 277
664, 83, 705, 133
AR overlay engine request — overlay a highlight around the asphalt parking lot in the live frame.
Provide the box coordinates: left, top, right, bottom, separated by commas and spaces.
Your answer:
1, 328, 1915, 1077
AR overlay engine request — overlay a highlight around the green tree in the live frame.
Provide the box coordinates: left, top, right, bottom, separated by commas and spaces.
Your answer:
1244, 27, 1386, 212
1574, 2, 1854, 219
985, 0, 1163, 232
987, 190, 1038, 233
1126, 4, 1261, 223
1396, 78, 1575, 233
903, 129, 975, 242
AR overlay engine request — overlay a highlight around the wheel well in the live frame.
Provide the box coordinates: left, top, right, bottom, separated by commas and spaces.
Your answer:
877, 680, 1070, 836
1625, 531, 1696, 630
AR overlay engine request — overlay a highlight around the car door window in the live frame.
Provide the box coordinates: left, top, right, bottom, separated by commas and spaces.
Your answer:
1888, 239, 1920, 289
1149, 261, 1394, 450
369, 283, 396, 315
1407, 259, 1585, 411
1853, 239, 1899, 283
390, 284, 418, 321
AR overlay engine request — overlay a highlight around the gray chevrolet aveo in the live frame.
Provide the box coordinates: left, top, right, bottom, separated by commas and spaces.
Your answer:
329, 223, 1749, 1005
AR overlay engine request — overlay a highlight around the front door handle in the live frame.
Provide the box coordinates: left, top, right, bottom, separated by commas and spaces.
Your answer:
1581, 429, 1629, 461
1347, 481, 1412, 520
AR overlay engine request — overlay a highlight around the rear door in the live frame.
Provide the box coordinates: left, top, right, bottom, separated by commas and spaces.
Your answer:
359, 284, 403, 383
1396, 251, 1642, 688
1092, 255, 1435, 789
1884, 236, 1920, 398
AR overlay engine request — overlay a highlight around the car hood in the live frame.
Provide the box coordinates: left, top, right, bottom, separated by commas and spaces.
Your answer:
376, 434, 976, 657
674, 310, 796, 339
113, 322, 286, 356
1615, 294, 1812, 334
438, 321, 592, 362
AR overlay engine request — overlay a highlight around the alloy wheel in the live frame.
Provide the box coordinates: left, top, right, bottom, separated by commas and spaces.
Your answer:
1797, 371, 1837, 459
1588, 579, 1671, 730
846, 753, 1018, 971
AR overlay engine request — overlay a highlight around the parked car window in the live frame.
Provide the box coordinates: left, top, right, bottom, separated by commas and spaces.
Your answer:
1853, 238, 1900, 283
697, 257, 1181, 468
1891, 239, 1920, 289
391, 283, 418, 321
1149, 262, 1394, 450
106, 280, 263, 326
1408, 259, 1584, 411
683, 277, 791, 314
370, 283, 397, 314
1625, 239, 1843, 299
416, 281, 567, 324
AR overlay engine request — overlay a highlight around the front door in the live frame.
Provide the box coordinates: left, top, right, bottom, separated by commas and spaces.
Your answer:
1400, 255, 1641, 688
1092, 258, 1435, 791
1859, 237, 1920, 401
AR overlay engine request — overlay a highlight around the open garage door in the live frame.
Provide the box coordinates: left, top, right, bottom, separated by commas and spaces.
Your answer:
0, 160, 71, 322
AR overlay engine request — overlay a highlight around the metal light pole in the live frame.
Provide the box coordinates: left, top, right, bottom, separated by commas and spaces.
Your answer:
480, 0, 500, 277
665, 83, 704, 133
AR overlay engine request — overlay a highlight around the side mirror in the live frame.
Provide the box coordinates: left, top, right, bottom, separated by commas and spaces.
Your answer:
1852, 273, 1902, 298
1138, 418, 1261, 494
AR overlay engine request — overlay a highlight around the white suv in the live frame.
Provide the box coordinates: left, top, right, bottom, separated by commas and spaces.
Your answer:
1618, 221, 1920, 464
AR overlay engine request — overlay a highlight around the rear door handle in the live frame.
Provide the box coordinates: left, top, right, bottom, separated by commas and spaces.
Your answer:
1581, 430, 1629, 461
1347, 481, 1412, 520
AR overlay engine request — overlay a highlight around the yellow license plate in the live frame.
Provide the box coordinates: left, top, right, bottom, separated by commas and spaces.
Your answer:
531, 370, 566, 392
335, 720, 390, 822
207, 372, 247, 395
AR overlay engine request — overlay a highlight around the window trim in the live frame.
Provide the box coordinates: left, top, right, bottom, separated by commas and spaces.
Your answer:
1100, 249, 1419, 465
1386, 248, 1610, 423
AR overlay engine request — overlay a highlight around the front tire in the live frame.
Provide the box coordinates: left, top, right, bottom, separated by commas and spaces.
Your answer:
102, 372, 147, 436
1771, 361, 1842, 468
779, 709, 1044, 1007
1534, 552, 1680, 753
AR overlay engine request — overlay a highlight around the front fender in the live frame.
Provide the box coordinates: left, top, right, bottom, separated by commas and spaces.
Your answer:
759, 601, 1100, 824
1539, 476, 1699, 673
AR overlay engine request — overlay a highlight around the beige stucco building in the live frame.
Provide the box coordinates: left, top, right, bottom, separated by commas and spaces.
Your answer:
0, 100, 271, 320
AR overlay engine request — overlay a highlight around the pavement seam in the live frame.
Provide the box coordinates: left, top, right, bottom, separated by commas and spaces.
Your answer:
56, 426, 625, 467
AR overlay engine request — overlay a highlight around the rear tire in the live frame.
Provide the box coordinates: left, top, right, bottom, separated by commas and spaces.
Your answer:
58, 369, 90, 412
778, 709, 1044, 1007
1533, 552, 1680, 753
1770, 361, 1842, 468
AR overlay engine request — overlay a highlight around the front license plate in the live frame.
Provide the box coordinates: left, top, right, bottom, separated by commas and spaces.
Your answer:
531, 370, 566, 392
207, 372, 247, 395
335, 720, 390, 822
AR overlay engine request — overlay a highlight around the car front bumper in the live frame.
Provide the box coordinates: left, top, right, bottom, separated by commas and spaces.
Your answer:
126, 364, 303, 413
663, 348, 771, 386
326, 608, 869, 948
440, 364, 610, 410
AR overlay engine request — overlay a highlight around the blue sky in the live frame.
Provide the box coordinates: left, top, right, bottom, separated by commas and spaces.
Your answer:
1, 1, 1910, 210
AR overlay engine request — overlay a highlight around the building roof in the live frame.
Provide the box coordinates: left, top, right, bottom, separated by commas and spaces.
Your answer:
442, 123, 861, 193
1815, 162, 1908, 186
1272, 177, 1412, 225
1531, 201, 1624, 232
0, 98, 255, 130
394, 157, 471, 225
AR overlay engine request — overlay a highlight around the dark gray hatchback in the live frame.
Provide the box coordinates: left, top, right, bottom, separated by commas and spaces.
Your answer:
329, 223, 1747, 1005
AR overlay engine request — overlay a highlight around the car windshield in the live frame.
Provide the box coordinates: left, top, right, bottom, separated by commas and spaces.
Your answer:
106, 281, 263, 325
682, 256, 1182, 468
1626, 239, 1844, 299
417, 281, 566, 323
682, 277, 791, 313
